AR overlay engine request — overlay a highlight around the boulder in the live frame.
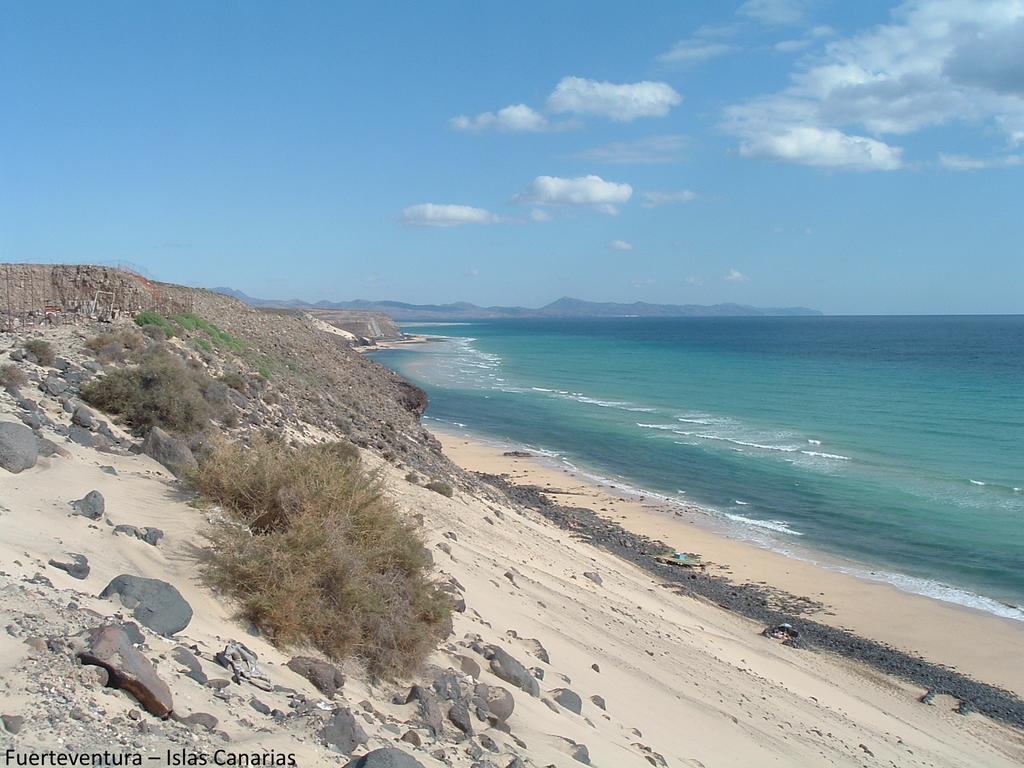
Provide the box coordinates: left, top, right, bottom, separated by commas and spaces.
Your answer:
552, 687, 583, 715
142, 427, 197, 475
0, 422, 38, 474
589, 694, 606, 711
99, 575, 192, 635
72, 405, 99, 430
484, 646, 539, 697
48, 554, 90, 580
476, 684, 514, 722
67, 426, 95, 447
345, 749, 425, 768
405, 685, 443, 737
457, 654, 481, 679
74, 625, 173, 716
582, 571, 603, 586
286, 656, 345, 698
1, 714, 25, 734
71, 490, 105, 519
320, 707, 367, 754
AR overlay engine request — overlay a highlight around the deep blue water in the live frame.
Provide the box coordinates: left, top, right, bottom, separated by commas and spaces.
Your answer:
372, 316, 1024, 618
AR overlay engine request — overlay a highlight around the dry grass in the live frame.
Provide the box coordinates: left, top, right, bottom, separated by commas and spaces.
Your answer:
0, 363, 27, 389
81, 346, 213, 435
23, 339, 55, 367
85, 328, 148, 363
197, 435, 451, 676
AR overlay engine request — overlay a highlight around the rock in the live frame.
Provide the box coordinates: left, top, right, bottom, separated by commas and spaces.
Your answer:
552, 688, 583, 714
589, 695, 606, 711
142, 427, 198, 475
571, 743, 591, 764
523, 638, 549, 664
320, 707, 367, 754
286, 656, 345, 698
74, 625, 173, 716
249, 698, 271, 715
2, 714, 25, 734
174, 712, 218, 731
72, 405, 99, 430
400, 730, 421, 746
448, 699, 473, 734
457, 654, 481, 679
67, 425, 95, 447
405, 685, 444, 737
172, 647, 207, 684
113, 525, 164, 546
70, 490, 105, 519
484, 646, 540, 697
99, 575, 193, 635
582, 572, 602, 586
0, 422, 39, 474
48, 553, 90, 580
591, 663, 600, 673
476, 684, 514, 722
479, 734, 499, 753
38, 438, 65, 458
42, 375, 65, 396
345, 749, 425, 768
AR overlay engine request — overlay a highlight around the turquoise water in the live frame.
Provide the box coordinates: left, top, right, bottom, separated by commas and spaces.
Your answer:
372, 317, 1024, 619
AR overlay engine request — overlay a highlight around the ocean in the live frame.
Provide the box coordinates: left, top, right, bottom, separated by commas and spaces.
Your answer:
371, 316, 1024, 620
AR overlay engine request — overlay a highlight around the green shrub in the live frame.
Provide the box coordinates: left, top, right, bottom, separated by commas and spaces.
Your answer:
80, 347, 212, 435
198, 435, 450, 676
23, 339, 55, 367
134, 311, 177, 337
0, 363, 27, 389
172, 313, 245, 354
425, 481, 454, 498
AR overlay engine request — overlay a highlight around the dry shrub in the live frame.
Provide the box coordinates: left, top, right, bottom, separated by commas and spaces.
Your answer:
81, 346, 212, 434
0, 363, 28, 389
23, 339, 55, 367
198, 435, 450, 676
85, 328, 148, 362
425, 480, 454, 498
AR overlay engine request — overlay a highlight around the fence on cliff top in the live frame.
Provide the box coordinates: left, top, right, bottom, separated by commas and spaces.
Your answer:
1, 263, 193, 332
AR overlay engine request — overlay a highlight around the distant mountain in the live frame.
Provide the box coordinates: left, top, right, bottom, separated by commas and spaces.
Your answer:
212, 288, 822, 319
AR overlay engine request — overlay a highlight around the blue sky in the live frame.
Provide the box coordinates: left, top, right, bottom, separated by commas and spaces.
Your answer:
2, 0, 1022, 314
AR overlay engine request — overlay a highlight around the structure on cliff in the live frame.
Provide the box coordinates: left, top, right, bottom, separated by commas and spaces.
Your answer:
0, 263, 193, 330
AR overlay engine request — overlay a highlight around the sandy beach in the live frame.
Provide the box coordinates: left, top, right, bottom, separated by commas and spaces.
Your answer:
433, 424, 1024, 698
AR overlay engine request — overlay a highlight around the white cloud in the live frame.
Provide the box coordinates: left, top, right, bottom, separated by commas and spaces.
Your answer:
725, 268, 750, 282
725, 1, 1024, 170
573, 134, 688, 164
642, 190, 698, 207
686, 276, 705, 286
530, 208, 551, 222
450, 104, 552, 133
547, 76, 682, 122
609, 239, 634, 251
515, 175, 633, 214
658, 40, 735, 65
400, 203, 502, 227
738, 0, 814, 26
739, 126, 904, 170
938, 152, 1024, 170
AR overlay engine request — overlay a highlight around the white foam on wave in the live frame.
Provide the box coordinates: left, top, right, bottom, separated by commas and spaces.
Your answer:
808, 439, 822, 446
723, 513, 804, 536
801, 450, 851, 460
969, 479, 986, 486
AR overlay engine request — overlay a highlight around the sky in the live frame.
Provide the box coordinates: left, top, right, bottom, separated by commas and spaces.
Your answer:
1, 0, 1022, 315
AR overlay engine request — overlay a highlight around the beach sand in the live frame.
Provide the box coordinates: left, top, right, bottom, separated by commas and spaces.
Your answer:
433, 424, 1024, 698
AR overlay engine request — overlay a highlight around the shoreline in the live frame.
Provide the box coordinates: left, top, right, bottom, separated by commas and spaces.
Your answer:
432, 423, 1024, 704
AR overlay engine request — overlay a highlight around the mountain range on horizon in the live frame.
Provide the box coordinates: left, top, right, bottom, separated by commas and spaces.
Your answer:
212, 287, 822, 320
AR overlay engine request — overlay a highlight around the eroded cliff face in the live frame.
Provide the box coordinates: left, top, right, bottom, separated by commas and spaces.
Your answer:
0, 263, 191, 323
306, 309, 405, 342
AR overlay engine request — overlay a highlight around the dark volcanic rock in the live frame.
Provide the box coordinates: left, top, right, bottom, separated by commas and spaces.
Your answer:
75, 625, 173, 716
483, 645, 539, 697
99, 575, 192, 635
70, 490, 105, 519
345, 749, 425, 768
0, 422, 38, 474
551, 687, 583, 714
475, 684, 514, 722
142, 427, 197, 475
286, 656, 345, 698
1, 714, 25, 734
72, 405, 99, 430
405, 685, 444, 737
320, 707, 367, 754
113, 524, 164, 546
172, 646, 207, 684
478, 472, 1024, 730
48, 553, 90, 580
